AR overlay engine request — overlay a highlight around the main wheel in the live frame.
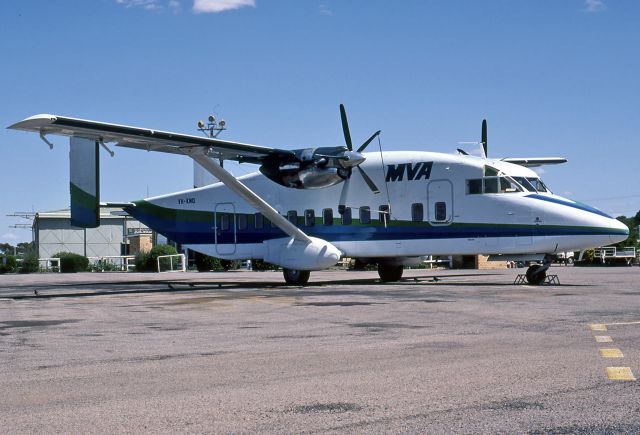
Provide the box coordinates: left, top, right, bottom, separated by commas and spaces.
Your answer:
378, 264, 404, 282
283, 269, 311, 286
525, 265, 546, 285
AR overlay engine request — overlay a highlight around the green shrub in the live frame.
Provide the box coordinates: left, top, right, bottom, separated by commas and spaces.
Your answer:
19, 253, 40, 274
52, 252, 89, 273
135, 244, 179, 272
250, 259, 279, 271
0, 255, 17, 274
194, 252, 222, 272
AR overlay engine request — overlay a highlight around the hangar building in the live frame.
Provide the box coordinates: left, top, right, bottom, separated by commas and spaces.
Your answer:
32, 208, 150, 259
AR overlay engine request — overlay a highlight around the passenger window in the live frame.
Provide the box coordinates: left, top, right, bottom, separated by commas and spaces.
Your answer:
411, 203, 424, 222
287, 210, 298, 225
237, 214, 248, 231
341, 208, 352, 225
467, 179, 482, 194
379, 205, 390, 225
434, 202, 447, 222
359, 206, 371, 225
220, 214, 230, 231
254, 213, 264, 229
484, 177, 499, 194
322, 208, 333, 226
304, 209, 315, 227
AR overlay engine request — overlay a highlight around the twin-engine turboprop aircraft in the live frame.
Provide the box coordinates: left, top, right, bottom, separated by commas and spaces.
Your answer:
9, 106, 628, 285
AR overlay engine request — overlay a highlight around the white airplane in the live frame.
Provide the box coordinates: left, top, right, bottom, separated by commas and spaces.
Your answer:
9, 106, 628, 285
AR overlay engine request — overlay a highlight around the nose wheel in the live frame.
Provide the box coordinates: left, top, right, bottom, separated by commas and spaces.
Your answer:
525, 264, 547, 285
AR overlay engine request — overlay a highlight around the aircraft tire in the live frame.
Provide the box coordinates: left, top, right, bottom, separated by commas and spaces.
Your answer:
283, 269, 311, 286
378, 264, 404, 282
525, 265, 546, 285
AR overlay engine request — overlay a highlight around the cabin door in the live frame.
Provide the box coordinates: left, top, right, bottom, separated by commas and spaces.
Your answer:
215, 202, 237, 255
427, 180, 453, 225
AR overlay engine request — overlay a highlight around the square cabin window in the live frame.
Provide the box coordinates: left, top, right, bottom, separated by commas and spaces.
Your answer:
254, 213, 264, 229
434, 202, 447, 222
237, 214, 248, 231
379, 205, 390, 225
341, 208, 352, 225
304, 209, 315, 227
287, 210, 298, 225
411, 203, 424, 222
323, 208, 333, 226
359, 206, 371, 225
220, 214, 230, 231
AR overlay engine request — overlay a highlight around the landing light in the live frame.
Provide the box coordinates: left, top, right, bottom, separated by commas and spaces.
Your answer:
219, 119, 226, 127
208, 115, 215, 123
197, 120, 205, 128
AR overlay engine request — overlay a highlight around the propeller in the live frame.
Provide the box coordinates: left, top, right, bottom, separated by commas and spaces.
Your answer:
337, 104, 381, 214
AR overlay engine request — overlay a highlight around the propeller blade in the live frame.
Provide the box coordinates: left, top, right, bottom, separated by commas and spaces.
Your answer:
338, 178, 351, 215
481, 119, 488, 158
356, 130, 381, 153
357, 166, 380, 193
340, 104, 353, 151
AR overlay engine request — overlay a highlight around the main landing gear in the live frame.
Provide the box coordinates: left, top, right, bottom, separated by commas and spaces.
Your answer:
283, 268, 311, 286
378, 264, 404, 282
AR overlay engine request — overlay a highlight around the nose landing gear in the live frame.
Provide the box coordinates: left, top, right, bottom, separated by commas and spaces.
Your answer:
525, 255, 553, 285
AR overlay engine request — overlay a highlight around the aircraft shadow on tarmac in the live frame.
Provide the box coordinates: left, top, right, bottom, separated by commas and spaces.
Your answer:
2, 273, 591, 300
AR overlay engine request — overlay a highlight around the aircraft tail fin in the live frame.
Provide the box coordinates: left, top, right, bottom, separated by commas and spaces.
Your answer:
69, 137, 100, 228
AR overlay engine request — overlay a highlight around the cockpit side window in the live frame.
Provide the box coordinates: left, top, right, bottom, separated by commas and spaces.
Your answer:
499, 177, 522, 193
512, 177, 536, 192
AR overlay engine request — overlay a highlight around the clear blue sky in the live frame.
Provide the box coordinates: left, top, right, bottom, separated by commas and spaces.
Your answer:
1, 0, 639, 244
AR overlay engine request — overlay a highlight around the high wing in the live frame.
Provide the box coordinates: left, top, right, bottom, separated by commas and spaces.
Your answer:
501, 157, 567, 167
8, 114, 295, 164
8, 113, 312, 242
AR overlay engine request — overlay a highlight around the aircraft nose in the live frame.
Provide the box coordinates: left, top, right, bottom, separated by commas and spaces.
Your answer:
609, 218, 629, 244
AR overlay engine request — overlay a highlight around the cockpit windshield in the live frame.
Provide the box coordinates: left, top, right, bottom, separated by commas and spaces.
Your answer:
512, 176, 549, 193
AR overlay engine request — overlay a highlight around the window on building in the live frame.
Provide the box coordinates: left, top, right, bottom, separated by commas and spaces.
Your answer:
237, 214, 248, 231
341, 208, 352, 225
434, 202, 447, 221
411, 203, 424, 222
304, 209, 315, 227
323, 208, 333, 226
254, 213, 264, 229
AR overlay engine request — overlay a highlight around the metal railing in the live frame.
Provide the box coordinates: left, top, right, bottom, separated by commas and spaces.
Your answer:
87, 255, 136, 272
38, 257, 61, 272
157, 254, 186, 273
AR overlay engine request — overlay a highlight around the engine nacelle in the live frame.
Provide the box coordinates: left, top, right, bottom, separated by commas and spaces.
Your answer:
263, 237, 342, 270
259, 146, 354, 189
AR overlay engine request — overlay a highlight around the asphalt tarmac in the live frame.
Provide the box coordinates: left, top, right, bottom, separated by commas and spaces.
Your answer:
1, 266, 639, 433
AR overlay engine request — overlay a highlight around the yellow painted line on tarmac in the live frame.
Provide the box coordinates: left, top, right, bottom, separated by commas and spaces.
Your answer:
602, 320, 640, 327
599, 348, 624, 358
589, 324, 607, 331
594, 336, 613, 343
606, 367, 636, 381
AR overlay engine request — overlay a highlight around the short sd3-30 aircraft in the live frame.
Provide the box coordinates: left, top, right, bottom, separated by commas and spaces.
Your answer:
9, 105, 628, 285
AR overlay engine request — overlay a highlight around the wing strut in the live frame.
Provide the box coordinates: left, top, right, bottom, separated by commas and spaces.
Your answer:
185, 148, 312, 243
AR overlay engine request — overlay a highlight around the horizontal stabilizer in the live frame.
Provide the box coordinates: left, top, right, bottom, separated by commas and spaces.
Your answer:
501, 157, 567, 167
